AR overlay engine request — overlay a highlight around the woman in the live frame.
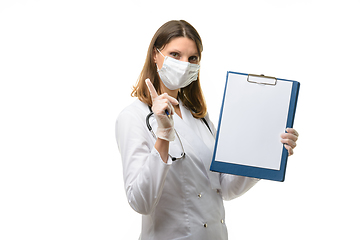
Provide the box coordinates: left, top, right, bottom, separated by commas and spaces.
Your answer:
116, 20, 299, 240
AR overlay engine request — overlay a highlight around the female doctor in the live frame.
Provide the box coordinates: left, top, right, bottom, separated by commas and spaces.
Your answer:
115, 20, 299, 240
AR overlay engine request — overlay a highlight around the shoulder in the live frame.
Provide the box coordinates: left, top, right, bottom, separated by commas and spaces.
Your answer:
117, 99, 150, 121
203, 111, 217, 135
115, 99, 151, 133
115, 99, 152, 141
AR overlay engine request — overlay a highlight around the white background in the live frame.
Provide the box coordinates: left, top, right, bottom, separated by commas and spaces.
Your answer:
1, 0, 359, 239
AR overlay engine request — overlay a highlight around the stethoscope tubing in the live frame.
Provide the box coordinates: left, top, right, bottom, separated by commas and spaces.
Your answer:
146, 110, 186, 161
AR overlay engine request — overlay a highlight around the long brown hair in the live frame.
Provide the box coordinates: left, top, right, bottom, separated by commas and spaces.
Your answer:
131, 20, 207, 119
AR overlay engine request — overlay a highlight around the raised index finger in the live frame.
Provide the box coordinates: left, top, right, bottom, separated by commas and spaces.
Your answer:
145, 78, 158, 100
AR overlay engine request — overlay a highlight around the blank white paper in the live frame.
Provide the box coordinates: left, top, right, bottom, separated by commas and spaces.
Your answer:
214, 73, 293, 170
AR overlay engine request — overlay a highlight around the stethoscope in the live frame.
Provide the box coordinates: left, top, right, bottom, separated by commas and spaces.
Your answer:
146, 107, 186, 161
146, 106, 212, 161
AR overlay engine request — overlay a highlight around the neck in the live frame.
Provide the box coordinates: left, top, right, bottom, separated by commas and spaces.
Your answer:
160, 82, 179, 99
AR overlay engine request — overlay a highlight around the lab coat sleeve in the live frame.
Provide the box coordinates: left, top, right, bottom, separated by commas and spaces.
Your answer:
115, 106, 172, 215
219, 174, 260, 201
205, 113, 260, 201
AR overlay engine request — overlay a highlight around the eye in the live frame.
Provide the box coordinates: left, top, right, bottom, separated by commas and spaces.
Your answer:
169, 52, 180, 59
189, 56, 199, 63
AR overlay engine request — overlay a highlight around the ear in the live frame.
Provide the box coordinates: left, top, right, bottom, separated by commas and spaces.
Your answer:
153, 48, 158, 63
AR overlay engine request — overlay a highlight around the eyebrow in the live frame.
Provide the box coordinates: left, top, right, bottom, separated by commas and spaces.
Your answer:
170, 48, 199, 56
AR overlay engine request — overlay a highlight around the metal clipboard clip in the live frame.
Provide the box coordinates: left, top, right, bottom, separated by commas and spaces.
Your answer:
247, 74, 277, 86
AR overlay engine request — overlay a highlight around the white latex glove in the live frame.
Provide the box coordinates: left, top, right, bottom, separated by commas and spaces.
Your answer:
145, 78, 179, 141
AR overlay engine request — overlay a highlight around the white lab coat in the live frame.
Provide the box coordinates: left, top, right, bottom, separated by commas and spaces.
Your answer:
115, 99, 259, 240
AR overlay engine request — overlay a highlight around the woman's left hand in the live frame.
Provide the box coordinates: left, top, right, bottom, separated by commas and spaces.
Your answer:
280, 128, 299, 156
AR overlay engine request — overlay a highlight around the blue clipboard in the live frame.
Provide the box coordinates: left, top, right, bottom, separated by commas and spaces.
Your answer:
210, 71, 300, 182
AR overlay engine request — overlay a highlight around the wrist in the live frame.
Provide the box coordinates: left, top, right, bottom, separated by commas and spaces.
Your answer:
156, 126, 175, 141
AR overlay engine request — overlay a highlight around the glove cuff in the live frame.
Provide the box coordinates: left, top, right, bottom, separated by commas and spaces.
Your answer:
156, 127, 175, 141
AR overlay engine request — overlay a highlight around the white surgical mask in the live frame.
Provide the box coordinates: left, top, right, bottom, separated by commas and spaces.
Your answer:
156, 48, 200, 90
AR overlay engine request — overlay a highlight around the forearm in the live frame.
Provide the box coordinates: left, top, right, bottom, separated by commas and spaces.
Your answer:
220, 174, 260, 201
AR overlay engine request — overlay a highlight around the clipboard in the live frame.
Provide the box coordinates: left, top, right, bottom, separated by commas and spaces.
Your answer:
210, 71, 300, 182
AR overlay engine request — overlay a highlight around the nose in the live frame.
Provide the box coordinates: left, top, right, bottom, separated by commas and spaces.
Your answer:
179, 57, 189, 63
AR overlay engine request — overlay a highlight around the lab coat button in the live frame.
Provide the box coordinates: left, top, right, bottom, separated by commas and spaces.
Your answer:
198, 193, 202, 198
221, 219, 224, 224
203, 223, 208, 228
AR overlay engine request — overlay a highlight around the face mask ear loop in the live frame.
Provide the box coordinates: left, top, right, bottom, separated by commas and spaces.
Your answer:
156, 48, 166, 58
156, 48, 167, 72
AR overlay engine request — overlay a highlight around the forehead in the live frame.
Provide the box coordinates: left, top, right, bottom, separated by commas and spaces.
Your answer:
163, 37, 199, 55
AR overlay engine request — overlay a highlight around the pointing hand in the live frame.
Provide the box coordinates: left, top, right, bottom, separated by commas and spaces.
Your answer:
145, 78, 179, 141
